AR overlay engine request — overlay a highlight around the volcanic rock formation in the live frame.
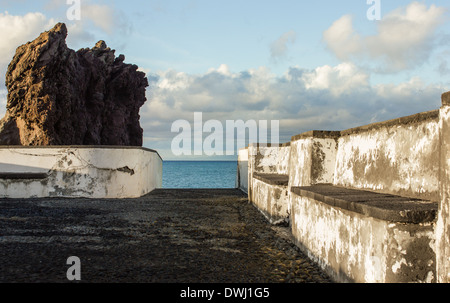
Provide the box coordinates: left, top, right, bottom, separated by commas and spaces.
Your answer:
0, 23, 148, 146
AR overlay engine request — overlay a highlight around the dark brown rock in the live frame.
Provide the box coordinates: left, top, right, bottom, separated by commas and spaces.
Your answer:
0, 22, 148, 146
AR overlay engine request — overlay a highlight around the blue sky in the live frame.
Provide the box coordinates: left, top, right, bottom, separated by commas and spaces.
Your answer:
0, 0, 449, 159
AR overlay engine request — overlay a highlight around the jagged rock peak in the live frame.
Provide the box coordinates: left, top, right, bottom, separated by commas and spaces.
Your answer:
52, 22, 67, 34
94, 40, 107, 49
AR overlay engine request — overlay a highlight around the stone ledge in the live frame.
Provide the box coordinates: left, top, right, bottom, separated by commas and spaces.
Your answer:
0, 172, 48, 180
248, 142, 291, 147
291, 184, 438, 224
340, 110, 439, 136
291, 130, 341, 142
442, 91, 450, 106
253, 173, 289, 186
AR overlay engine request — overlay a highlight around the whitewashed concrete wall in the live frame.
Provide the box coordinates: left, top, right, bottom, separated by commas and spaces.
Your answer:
291, 193, 435, 283
248, 143, 291, 175
437, 93, 450, 283
287, 115, 440, 283
0, 146, 162, 199
334, 110, 440, 201
252, 177, 290, 225
288, 131, 339, 188
237, 148, 248, 193
247, 143, 290, 201
238, 94, 449, 283
245, 144, 291, 223
275, 144, 290, 175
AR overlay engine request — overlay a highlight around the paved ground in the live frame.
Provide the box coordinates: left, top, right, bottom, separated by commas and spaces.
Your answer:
0, 189, 332, 283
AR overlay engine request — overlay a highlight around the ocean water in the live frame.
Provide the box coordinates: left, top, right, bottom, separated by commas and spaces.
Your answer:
162, 161, 237, 189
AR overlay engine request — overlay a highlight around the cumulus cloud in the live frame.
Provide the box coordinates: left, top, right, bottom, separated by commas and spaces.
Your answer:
301, 63, 369, 96
141, 64, 445, 158
323, 2, 446, 72
323, 15, 362, 61
270, 30, 297, 61
82, 4, 116, 35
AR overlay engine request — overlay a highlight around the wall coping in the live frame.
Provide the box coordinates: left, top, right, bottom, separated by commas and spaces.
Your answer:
291, 184, 438, 224
291, 130, 341, 142
340, 109, 439, 137
253, 173, 289, 186
442, 91, 450, 106
288, 109, 439, 142
248, 142, 291, 148
0, 145, 163, 161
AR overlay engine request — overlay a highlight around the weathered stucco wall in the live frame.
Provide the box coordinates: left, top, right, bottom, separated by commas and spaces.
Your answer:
0, 146, 162, 198
237, 148, 249, 193
335, 110, 440, 201
252, 176, 289, 224
291, 192, 436, 283
275, 144, 291, 175
245, 144, 291, 222
238, 92, 450, 283
437, 93, 450, 283
247, 143, 290, 204
288, 131, 339, 188
248, 143, 291, 175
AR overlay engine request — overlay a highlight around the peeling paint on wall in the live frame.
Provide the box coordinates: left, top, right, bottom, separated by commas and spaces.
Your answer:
252, 177, 289, 225
291, 193, 435, 283
288, 135, 337, 188
240, 104, 446, 283
437, 103, 450, 282
335, 114, 440, 201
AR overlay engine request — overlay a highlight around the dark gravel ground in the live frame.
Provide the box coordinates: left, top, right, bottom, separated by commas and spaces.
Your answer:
0, 189, 332, 283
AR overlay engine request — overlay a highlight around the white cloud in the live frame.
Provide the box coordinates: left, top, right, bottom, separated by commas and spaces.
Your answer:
301, 63, 369, 96
323, 2, 446, 72
270, 30, 297, 61
141, 63, 445, 158
82, 4, 116, 35
323, 15, 362, 61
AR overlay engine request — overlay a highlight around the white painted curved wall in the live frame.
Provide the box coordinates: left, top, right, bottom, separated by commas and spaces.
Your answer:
0, 146, 162, 199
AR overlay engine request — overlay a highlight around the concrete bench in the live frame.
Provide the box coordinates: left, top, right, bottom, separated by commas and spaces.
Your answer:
291, 184, 437, 224
290, 184, 437, 282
